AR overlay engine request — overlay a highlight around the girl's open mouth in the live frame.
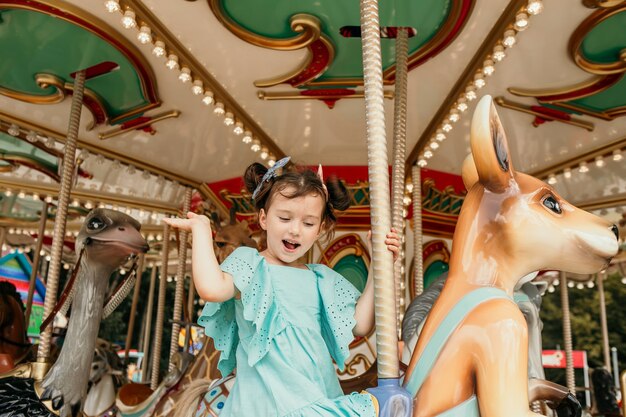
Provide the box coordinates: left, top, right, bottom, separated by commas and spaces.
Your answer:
282, 240, 301, 251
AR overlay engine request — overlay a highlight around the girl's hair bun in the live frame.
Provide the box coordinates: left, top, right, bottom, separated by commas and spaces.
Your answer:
243, 162, 267, 194
326, 175, 351, 211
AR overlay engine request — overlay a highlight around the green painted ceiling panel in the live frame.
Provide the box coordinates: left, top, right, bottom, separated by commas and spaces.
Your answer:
222, 0, 452, 80
0, 9, 150, 119
580, 11, 626, 64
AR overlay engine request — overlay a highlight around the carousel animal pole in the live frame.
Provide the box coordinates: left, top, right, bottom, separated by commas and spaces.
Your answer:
359, 0, 412, 414
403, 95, 619, 417
0, 209, 148, 417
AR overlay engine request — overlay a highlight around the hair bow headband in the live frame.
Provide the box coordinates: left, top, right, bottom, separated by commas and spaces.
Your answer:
252, 156, 291, 200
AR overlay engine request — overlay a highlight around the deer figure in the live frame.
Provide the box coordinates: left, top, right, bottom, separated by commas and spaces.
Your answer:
402, 95, 619, 417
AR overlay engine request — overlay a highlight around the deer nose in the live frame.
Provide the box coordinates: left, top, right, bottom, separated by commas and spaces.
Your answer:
611, 224, 619, 241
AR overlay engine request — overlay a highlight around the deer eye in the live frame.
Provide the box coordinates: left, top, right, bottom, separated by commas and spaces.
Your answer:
87, 217, 106, 230
542, 195, 562, 214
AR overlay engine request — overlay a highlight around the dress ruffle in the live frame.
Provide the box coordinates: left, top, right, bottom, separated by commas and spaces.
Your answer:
308, 264, 361, 371
198, 247, 362, 376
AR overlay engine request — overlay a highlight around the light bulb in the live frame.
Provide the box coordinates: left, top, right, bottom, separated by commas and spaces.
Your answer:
492, 44, 506, 62
595, 156, 605, 167
233, 122, 244, 135
268, 156, 276, 167
612, 149, 623, 161
578, 162, 589, 173
191, 80, 203, 95
482, 59, 495, 76
104, 0, 120, 13
242, 131, 253, 144
442, 120, 453, 132
137, 26, 152, 44
435, 130, 446, 142
213, 102, 225, 115
430, 141, 439, 150
152, 41, 165, 57
121, 10, 136, 29
251, 139, 261, 152
514, 12, 529, 31
178, 67, 192, 83
417, 158, 428, 167
465, 86, 477, 101
202, 91, 214, 106
474, 73, 486, 89
563, 168, 572, 179
456, 99, 468, 112
165, 54, 179, 70
260, 147, 269, 160
223, 112, 234, 126
503, 30, 517, 48
526, 0, 543, 15
7, 124, 20, 136
424, 150, 433, 159
449, 110, 460, 123
547, 174, 557, 185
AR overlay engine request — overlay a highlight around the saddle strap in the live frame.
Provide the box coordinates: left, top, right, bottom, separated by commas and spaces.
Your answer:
404, 287, 510, 396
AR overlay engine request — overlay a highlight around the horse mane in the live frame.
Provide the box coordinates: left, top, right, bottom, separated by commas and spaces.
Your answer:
401, 273, 447, 344
0, 281, 25, 328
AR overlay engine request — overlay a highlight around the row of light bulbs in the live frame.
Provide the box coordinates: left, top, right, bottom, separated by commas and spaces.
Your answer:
1, 189, 168, 227
2, 119, 183, 199
1, 121, 57, 148
416, 0, 544, 168
103, 0, 278, 167
546, 149, 624, 185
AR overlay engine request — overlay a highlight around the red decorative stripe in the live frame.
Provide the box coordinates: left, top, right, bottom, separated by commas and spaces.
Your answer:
289, 39, 331, 86
530, 105, 572, 121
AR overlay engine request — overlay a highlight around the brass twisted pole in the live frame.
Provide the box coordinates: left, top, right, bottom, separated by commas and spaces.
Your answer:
141, 265, 158, 383
124, 254, 145, 365
25, 202, 48, 327
360, 0, 398, 379
169, 188, 192, 371
391, 28, 409, 333
560, 271, 575, 393
38, 69, 85, 362
151, 221, 171, 390
597, 271, 611, 372
412, 165, 423, 297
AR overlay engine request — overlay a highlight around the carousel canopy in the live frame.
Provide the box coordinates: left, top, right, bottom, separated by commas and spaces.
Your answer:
0, 0, 624, 231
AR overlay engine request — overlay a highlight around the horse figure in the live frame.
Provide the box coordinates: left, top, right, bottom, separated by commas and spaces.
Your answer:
83, 339, 127, 417
0, 281, 34, 374
402, 95, 618, 417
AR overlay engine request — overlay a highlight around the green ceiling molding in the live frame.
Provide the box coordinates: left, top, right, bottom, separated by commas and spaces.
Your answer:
509, 4, 626, 120
209, 0, 473, 87
0, 1, 160, 125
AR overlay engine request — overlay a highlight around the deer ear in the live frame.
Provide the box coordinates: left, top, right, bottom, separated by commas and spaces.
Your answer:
461, 154, 479, 191
470, 95, 515, 193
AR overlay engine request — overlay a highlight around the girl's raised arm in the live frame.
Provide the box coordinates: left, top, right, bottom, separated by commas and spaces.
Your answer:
353, 229, 400, 336
164, 212, 236, 302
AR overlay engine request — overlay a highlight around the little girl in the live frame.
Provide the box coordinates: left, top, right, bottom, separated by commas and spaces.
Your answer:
165, 157, 399, 417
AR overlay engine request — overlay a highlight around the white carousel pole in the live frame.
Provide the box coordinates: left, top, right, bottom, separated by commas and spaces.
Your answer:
391, 28, 409, 332
359, 0, 398, 380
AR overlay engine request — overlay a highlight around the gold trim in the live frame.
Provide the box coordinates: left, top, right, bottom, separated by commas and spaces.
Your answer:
0, 153, 59, 181
0, 74, 65, 104
258, 90, 395, 101
0, 110, 200, 188
406, 0, 528, 170
570, 4, 626, 75
495, 96, 595, 131
253, 31, 336, 88
208, 3, 321, 51
583, 0, 626, 8
98, 110, 181, 140
125, 0, 286, 160
529, 134, 626, 178
0, 178, 180, 214
508, 74, 621, 101
0, 0, 162, 122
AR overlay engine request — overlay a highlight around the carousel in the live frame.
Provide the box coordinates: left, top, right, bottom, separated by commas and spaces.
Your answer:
0, 0, 625, 416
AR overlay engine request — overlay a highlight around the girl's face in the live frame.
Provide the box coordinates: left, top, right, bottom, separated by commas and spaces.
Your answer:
258, 188, 325, 266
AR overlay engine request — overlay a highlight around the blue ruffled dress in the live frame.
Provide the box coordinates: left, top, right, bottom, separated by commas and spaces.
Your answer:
198, 247, 376, 417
